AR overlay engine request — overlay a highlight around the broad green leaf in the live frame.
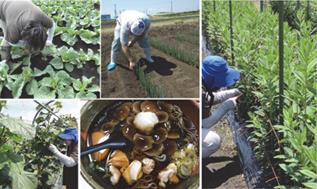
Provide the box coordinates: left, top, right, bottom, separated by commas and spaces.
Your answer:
34, 86, 56, 99
10, 162, 37, 189
75, 91, 96, 99
0, 117, 35, 140
87, 85, 99, 93
56, 71, 72, 86
50, 57, 63, 70
57, 86, 75, 98
303, 182, 317, 189
300, 169, 317, 179
65, 63, 74, 72
80, 30, 99, 44
39, 77, 53, 87
33, 68, 48, 77
61, 32, 78, 46
25, 79, 38, 96
72, 79, 82, 91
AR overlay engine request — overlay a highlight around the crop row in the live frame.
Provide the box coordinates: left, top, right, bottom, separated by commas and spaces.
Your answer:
150, 38, 199, 67
135, 65, 165, 98
204, 1, 316, 188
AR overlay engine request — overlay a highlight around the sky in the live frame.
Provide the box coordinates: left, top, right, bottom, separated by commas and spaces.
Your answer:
101, 0, 199, 18
2, 100, 87, 123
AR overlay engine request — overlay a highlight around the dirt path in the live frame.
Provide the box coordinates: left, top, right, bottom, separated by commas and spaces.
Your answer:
101, 49, 147, 98
202, 112, 247, 189
138, 48, 199, 98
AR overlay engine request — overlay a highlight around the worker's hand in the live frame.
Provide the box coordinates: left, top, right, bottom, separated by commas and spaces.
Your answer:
233, 89, 242, 97
129, 61, 136, 70
48, 144, 59, 155
127, 41, 132, 47
226, 96, 239, 108
45, 40, 53, 46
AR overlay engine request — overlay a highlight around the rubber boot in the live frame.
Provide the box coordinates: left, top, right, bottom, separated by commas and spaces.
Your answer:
144, 48, 154, 63
107, 50, 118, 71
107, 38, 120, 71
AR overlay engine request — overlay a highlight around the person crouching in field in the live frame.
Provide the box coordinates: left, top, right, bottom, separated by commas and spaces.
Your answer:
201, 55, 242, 158
107, 10, 154, 71
0, 0, 55, 62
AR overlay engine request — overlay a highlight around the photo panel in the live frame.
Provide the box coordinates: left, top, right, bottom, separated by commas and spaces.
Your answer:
80, 100, 200, 189
0, 0, 100, 99
101, 0, 200, 98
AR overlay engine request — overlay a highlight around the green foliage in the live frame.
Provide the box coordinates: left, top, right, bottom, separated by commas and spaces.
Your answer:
203, 1, 317, 188
135, 65, 165, 98
0, 101, 78, 189
0, 0, 100, 98
150, 38, 198, 67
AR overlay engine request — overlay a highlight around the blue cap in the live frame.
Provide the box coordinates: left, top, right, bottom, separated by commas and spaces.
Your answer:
58, 128, 78, 144
202, 56, 240, 89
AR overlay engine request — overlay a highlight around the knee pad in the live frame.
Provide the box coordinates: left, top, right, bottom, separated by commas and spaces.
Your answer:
202, 129, 222, 158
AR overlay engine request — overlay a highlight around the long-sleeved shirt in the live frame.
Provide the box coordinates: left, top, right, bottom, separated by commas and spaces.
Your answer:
117, 10, 151, 45
0, 0, 54, 45
202, 88, 240, 129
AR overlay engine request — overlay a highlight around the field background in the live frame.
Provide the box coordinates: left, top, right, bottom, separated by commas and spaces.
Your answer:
101, 11, 199, 98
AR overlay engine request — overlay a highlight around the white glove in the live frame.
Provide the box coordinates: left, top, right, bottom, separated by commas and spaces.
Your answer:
45, 40, 53, 46
213, 89, 242, 105
48, 144, 77, 167
48, 144, 59, 154
202, 97, 238, 129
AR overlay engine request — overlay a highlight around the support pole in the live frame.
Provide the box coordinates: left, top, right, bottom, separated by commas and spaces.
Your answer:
213, 0, 216, 12
229, 0, 235, 66
278, 1, 284, 125
260, 0, 264, 12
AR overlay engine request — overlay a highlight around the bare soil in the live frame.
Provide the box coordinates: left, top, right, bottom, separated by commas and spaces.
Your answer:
0, 33, 100, 98
101, 21, 199, 98
202, 111, 248, 189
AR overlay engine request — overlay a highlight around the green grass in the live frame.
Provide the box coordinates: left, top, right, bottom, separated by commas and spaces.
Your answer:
174, 33, 199, 46
150, 38, 198, 67
135, 65, 165, 98
155, 11, 199, 17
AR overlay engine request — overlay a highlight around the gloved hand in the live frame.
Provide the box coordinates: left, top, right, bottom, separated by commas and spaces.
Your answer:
48, 144, 60, 155
129, 61, 136, 70
128, 41, 134, 48
45, 40, 53, 46
48, 144, 77, 167
202, 97, 239, 129
213, 89, 242, 105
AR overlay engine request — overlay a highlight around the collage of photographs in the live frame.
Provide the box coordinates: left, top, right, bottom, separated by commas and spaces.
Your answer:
0, 0, 316, 189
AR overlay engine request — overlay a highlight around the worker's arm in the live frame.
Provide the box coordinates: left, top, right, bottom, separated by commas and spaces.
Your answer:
128, 22, 150, 47
120, 26, 134, 62
121, 43, 134, 62
128, 36, 141, 47
46, 21, 56, 45
202, 97, 238, 129
213, 89, 241, 105
48, 144, 77, 167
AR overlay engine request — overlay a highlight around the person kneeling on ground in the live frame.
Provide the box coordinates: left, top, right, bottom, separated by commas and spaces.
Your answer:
48, 128, 78, 189
107, 10, 154, 71
201, 55, 242, 158
0, 0, 55, 62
